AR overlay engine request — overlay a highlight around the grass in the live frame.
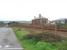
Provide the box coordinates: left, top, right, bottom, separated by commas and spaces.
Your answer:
13, 27, 67, 50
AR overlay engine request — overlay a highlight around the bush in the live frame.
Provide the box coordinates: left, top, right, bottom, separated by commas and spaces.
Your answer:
23, 32, 63, 42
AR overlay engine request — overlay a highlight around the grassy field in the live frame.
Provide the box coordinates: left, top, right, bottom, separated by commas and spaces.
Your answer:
13, 27, 67, 50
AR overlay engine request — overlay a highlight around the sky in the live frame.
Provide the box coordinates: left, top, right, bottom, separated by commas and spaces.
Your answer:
0, 0, 67, 21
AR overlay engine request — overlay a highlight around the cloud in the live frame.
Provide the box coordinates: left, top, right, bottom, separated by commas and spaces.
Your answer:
0, 0, 67, 21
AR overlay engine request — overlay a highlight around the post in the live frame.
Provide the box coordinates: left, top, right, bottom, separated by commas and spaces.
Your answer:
39, 14, 44, 33
55, 22, 57, 35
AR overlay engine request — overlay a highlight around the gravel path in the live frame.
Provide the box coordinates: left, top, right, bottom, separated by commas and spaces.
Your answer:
0, 27, 23, 50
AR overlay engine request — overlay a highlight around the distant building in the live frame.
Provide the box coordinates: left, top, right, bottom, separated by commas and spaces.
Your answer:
32, 14, 48, 26
51, 18, 67, 25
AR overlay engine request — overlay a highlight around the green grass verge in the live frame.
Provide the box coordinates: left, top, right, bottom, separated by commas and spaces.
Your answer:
13, 27, 67, 50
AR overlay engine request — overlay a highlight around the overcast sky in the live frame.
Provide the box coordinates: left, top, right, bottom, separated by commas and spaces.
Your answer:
0, 0, 67, 21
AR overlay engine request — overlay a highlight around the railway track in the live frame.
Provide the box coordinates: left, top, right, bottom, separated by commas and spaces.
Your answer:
21, 25, 67, 32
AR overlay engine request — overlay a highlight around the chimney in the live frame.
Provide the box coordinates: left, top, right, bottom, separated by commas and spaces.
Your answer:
34, 16, 36, 19
39, 14, 42, 19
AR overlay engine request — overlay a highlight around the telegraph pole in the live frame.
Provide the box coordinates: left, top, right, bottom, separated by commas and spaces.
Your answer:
39, 14, 44, 33
39, 14, 42, 29
55, 22, 57, 35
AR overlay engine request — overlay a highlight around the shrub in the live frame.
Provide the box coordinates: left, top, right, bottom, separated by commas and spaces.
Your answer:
23, 32, 63, 42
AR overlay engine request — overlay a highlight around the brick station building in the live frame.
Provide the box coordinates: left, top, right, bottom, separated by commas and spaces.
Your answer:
32, 14, 48, 28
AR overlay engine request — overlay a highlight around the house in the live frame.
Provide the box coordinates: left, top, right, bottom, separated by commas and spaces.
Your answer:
32, 14, 48, 27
